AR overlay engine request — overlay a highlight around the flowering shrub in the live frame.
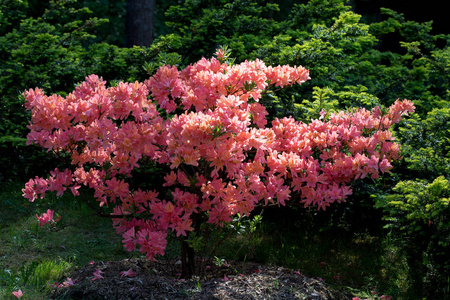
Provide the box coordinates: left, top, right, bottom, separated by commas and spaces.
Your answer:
22, 53, 414, 276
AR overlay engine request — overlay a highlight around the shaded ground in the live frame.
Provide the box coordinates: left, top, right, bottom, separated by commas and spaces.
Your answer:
52, 258, 353, 299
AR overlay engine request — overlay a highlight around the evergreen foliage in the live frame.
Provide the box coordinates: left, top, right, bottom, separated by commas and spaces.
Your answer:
375, 176, 450, 298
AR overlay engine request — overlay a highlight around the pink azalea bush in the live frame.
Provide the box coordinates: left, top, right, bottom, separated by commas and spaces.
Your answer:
22, 52, 414, 276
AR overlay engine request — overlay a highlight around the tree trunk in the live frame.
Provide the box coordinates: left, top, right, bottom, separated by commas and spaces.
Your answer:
180, 212, 204, 278
125, 0, 155, 47
181, 237, 196, 278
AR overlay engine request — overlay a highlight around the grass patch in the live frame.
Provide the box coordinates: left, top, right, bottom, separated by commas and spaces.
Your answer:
0, 258, 73, 300
22, 258, 72, 288
0, 180, 130, 299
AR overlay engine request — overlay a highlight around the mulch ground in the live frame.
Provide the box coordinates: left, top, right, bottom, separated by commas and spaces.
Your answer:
52, 258, 354, 299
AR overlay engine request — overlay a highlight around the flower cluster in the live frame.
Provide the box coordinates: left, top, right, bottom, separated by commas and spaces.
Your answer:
36, 209, 61, 227
22, 53, 414, 261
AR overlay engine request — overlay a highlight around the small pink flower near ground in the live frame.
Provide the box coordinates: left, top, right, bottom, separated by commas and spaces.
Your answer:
296, 270, 301, 275
92, 269, 104, 280
120, 268, 136, 277
221, 274, 229, 282
62, 277, 76, 287
12, 289, 23, 298
36, 209, 61, 227
380, 296, 392, 300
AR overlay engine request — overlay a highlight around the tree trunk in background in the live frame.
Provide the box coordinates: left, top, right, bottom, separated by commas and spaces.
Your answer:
125, 0, 155, 47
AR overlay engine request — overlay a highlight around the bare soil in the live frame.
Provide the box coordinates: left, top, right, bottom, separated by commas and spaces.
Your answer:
52, 258, 354, 299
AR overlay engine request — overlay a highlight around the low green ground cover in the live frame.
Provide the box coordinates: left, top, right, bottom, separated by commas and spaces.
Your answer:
0, 181, 129, 299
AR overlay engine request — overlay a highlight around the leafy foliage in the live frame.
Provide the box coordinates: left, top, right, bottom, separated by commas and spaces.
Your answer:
375, 176, 450, 298
162, 0, 281, 63
397, 105, 450, 180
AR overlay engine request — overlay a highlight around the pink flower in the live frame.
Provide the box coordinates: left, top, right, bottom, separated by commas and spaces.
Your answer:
120, 268, 136, 277
163, 171, 177, 186
62, 277, 76, 287
221, 274, 229, 282
12, 289, 23, 298
92, 269, 104, 280
36, 209, 60, 227
70, 185, 81, 196
174, 218, 194, 237
215, 48, 225, 60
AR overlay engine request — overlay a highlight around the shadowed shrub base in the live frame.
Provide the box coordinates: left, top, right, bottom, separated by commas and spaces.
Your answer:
52, 258, 352, 300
